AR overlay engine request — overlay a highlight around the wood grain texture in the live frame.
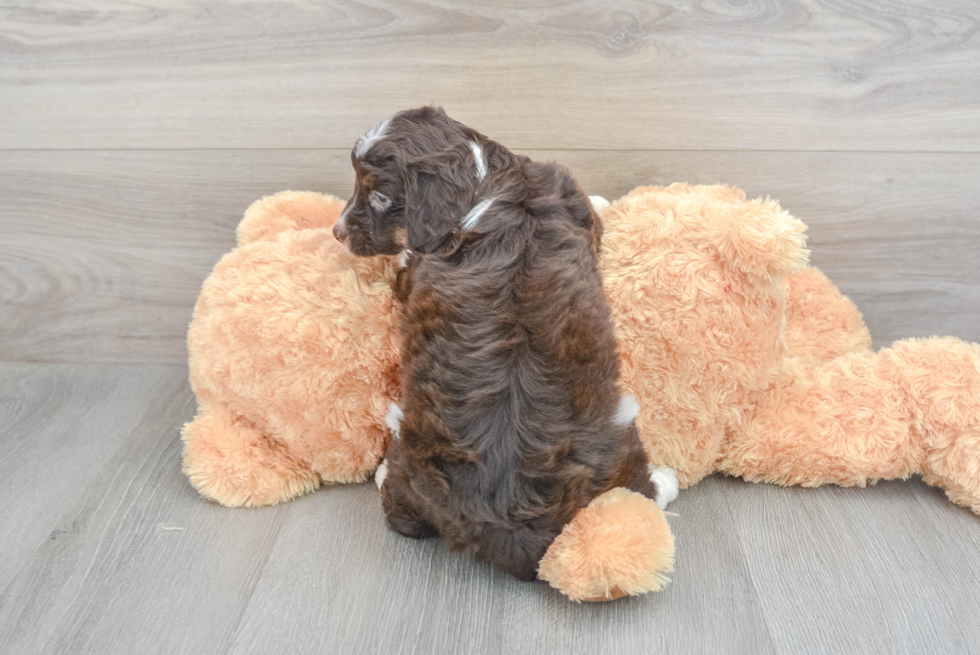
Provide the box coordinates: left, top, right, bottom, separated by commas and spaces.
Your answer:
2, 149, 977, 364
729, 475, 980, 653
1, 364, 978, 654
0, 363, 185, 592
2, 0, 980, 151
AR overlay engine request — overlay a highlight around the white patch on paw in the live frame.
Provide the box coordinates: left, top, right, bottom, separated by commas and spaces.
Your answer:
614, 394, 640, 426
398, 249, 412, 268
649, 466, 679, 510
385, 402, 403, 440
375, 459, 388, 491
589, 195, 610, 212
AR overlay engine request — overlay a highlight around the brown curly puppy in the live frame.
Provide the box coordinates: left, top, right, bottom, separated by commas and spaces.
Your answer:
334, 107, 664, 580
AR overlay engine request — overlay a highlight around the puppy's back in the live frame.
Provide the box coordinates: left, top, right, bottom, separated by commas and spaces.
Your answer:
397, 159, 635, 579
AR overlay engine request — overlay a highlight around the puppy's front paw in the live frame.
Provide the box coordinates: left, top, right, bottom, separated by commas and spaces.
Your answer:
649, 466, 679, 510
375, 459, 389, 491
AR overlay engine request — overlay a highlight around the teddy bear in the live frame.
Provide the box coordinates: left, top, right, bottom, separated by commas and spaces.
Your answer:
182, 184, 980, 602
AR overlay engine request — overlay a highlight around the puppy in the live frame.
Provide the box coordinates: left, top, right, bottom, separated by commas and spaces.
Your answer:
334, 107, 671, 580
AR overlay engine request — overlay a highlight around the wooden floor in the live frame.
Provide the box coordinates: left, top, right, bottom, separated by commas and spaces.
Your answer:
2, 1, 979, 653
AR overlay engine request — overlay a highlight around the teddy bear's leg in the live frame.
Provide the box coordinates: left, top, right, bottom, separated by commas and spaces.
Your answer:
887, 338, 980, 514
538, 488, 675, 602
181, 404, 319, 508
719, 353, 916, 489
719, 337, 980, 514
783, 268, 872, 362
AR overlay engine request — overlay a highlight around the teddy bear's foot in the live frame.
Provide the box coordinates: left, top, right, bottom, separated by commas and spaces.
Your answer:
538, 488, 675, 602
182, 406, 320, 508
893, 337, 980, 515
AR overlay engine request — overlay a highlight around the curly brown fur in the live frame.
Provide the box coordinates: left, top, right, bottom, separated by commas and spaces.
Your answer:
336, 107, 660, 580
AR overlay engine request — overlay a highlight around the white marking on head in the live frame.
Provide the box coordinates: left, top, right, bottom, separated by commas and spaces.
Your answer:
649, 466, 679, 510
460, 198, 494, 231
469, 140, 487, 180
355, 115, 393, 158
375, 459, 388, 490
385, 402, 403, 440
614, 394, 640, 426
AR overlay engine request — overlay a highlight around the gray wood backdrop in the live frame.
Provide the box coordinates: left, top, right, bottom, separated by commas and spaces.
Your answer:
2, 2, 979, 654
2, 0, 979, 364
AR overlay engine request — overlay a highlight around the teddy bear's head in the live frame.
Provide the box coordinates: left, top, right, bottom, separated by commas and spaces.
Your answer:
599, 184, 809, 485
184, 192, 402, 507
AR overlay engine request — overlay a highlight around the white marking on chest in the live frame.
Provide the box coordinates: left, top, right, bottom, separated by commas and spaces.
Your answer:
613, 394, 640, 426
460, 198, 494, 231
355, 116, 393, 158
375, 459, 388, 490
469, 140, 487, 180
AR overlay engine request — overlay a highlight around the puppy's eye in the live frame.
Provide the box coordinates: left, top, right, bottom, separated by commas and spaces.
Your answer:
370, 191, 391, 212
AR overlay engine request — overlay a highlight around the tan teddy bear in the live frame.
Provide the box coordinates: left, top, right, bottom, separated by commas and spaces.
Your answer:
182, 184, 980, 602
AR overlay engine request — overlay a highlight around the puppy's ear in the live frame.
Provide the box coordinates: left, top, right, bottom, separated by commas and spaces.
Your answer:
404, 159, 470, 253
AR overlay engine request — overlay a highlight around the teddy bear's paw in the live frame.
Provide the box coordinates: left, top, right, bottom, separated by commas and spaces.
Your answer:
649, 466, 679, 510
589, 195, 610, 212
538, 488, 675, 602
375, 459, 389, 491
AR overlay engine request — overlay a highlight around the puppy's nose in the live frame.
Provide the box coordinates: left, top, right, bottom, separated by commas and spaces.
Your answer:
332, 222, 348, 244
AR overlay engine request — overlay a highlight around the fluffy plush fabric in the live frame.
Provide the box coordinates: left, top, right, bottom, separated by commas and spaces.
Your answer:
182, 183, 980, 599
600, 183, 810, 487
182, 192, 401, 507
598, 184, 980, 516
537, 488, 674, 602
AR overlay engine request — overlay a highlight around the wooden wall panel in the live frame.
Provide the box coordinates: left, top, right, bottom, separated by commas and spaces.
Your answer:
2, 1, 979, 151
3, 149, 977, 363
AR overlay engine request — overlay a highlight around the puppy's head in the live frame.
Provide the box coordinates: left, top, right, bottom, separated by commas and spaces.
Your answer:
333, 107, 487, 256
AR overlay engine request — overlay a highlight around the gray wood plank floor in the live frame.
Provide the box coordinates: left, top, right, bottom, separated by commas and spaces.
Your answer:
2, 0, 979, 653
1, 364, 978, 655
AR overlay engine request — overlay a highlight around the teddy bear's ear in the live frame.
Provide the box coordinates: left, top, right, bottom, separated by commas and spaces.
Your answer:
712, 198, 810, 279
236, 191, 347, 246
